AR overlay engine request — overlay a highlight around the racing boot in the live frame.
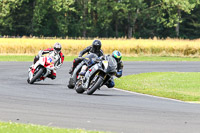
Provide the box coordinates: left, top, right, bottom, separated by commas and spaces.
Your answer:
68, 78, 75, 89
48, 70, 56, 80
27, 78, 30, 83
105, 78, 115, 88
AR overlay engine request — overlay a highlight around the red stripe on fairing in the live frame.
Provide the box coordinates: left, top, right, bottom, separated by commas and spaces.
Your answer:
44, 57, 50, 67
31, 67, 35, 74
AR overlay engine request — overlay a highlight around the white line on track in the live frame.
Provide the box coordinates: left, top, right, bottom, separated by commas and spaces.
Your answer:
112, 88, 200, 104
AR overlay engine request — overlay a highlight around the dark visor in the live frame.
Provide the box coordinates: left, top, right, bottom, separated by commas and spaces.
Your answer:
54, 48, 61, 51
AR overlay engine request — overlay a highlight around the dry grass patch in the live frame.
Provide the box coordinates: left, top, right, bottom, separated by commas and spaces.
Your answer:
1, 38, 200, 57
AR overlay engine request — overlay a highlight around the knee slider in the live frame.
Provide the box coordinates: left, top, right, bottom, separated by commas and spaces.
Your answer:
107, 81, 115, 88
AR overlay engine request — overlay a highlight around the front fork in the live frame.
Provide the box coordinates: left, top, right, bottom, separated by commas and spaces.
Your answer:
82, 70, 104, 89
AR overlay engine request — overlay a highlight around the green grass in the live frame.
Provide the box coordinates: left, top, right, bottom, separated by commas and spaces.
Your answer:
0, 55, 200, 61
115, 72, 200, 102
0, 121, 108, 133
122, 56, 200, 61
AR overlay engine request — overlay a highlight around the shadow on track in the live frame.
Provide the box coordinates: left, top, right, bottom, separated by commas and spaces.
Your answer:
89, 93, 114, 96
74, 93, 114, 97
28, 83, 62, 85
78, 93, 137, 97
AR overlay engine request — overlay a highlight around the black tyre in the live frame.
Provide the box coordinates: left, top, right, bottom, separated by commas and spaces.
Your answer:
29, 67, 45, 84
87, 76, 103, 95
27, 78, 30, 83
75, 80, 85, 94
68, 84, 74, 89
68, 78, 75, 89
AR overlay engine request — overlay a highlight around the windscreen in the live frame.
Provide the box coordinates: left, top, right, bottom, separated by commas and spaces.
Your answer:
84, 53, 98, 66
106, 55, 117, 70
85, 53, 98, 59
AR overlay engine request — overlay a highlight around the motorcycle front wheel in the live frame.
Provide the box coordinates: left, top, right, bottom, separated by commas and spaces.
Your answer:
87, 76, 103, 95
29, 67, 45, 84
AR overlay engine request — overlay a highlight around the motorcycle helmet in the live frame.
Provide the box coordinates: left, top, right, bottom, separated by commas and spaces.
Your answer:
54, 42, 62, 54
112, 50, 122, 62
92, 40, 101, 53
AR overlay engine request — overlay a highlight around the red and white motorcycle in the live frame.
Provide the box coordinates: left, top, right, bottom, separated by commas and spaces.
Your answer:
27, 53, 56, 84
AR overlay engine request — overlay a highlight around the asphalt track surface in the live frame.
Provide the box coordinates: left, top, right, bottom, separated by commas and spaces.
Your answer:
0, 61, 200, 133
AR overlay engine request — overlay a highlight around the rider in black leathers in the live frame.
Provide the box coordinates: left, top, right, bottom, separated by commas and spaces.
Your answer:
68, 40, 104, 89
69, 39, 104, 74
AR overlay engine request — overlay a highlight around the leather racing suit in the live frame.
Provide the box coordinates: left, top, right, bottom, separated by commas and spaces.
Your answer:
33, 48, 64, 79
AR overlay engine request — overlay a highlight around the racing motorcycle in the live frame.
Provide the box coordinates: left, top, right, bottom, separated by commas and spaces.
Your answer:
75, 55, 117, 95
27, 53, 55, 84
68, 53, 98, 89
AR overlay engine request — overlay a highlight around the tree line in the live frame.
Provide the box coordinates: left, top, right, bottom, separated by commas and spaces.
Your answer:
0, 0, 200, 39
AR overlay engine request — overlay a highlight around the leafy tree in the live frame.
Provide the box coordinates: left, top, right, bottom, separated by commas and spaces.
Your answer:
180, 4, 200, 39
0, 0, 200, 38
32, 0, 74, 36
156, 0, 200, 36
122, 0, 147, 38
0, 0, 29, 35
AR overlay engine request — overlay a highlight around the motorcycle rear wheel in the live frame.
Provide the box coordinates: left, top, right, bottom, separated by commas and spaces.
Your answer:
29, 67, 45, 84
75, 79, 85, 94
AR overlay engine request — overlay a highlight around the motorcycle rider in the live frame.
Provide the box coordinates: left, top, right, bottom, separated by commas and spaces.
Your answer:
31, 42, 64, 80
69, 39, 104, 74
105, 50, 123, 88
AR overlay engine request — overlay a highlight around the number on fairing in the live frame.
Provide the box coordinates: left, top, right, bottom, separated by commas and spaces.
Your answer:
48, 57, 53, 63
103, 61, 108, 69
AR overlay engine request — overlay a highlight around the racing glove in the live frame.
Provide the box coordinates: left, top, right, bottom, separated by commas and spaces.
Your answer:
38, 50, 43, 57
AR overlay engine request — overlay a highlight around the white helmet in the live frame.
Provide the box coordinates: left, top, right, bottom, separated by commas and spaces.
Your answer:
54, 42, 62, 54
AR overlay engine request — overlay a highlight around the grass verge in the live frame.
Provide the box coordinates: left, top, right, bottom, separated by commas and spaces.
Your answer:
123, 56, 200, 61
0, 121, 108, 133
0, 55, 200, 61
115, 72, 200, 102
